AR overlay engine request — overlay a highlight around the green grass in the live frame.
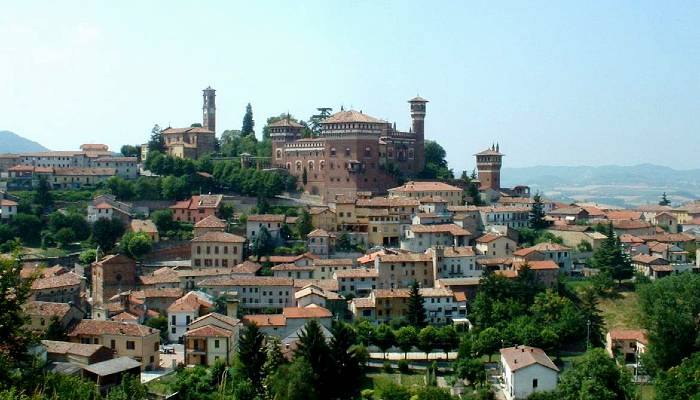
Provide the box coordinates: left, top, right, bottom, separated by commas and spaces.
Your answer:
364, 372, 426, 390
638, 384, 655, 400
562, 277, 594, 292
598, 291, 643, 330
146, 373, 177, 396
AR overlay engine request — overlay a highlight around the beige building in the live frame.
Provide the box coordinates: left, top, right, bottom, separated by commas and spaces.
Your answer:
375, 252, 434, 289
544, 226, 606, 251
309, 207, 337, 232
606, 329, 647, 363
334, 268, 379, 297
307, 228, 333, 257
427, 246, 479, 278
388, 181, 464, 206
197, 276, 295, 312
271, 263, 315, 279
68, 320, 160, 370
41, 340, 115, 367
184, 313, 242, 366
191, 231, 246, 268
365, 287, 466, 324
25, 301, 84, 333
401, 224, 471, 252
475, 233, 517, 257
30, 271, 84, 305
313, 258, 354, 279
193, 215, 227, 237
130, 219, 159, 242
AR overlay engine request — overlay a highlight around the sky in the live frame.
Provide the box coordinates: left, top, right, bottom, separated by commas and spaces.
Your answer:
1, 1, 699, 172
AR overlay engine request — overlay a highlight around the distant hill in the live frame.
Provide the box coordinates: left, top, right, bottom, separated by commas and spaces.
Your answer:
0, 131, 48, 153
501, 164, 700, 207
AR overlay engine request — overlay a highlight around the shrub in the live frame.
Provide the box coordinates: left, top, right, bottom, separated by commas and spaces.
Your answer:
397, 359, 410, 374
383, 361, 393, 373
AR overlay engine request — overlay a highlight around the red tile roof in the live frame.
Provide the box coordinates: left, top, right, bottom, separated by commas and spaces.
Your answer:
608, 329, 648, 345
500, 346, 559, 372
243, 314, 287, 327
185, 325, 233, 338
24, 301, 73, 318
410, 224, 471, 236
191, 231, 246, 243
389, 181, 462, 193
69, 320, 157, 337
32, 272, 82, 290
282, 305, 332, 319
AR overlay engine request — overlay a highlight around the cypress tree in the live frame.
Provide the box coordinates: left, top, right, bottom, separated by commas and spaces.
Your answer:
147, 124, 165, 153
329, 322, 363, 400
589, 223, 632, 284
238, 323, 266, 394
529, 192, 547, 230
295, 320, 331, 398
242, 103, 255, 136
659, 192, 671, 206
406, 280, 427, 327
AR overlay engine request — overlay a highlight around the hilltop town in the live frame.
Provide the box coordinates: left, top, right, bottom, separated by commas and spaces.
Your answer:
1, 87, 699, 400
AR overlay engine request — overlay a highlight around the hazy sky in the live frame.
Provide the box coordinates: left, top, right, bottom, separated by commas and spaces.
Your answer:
1, 1, 699, 172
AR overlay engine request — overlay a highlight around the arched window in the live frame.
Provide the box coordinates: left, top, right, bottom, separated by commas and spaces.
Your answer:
286, 162, 291, 170
276, 149, 282, 159
408, 148, 415, 159
365, 146, 371, 157
330, 147, 336, 156
308, 160, 314, 170
296, 161, 302, 171
345, 147, 351, 156
319, 160, 325, 170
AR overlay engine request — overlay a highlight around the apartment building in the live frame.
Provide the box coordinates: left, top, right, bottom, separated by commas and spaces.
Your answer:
191, 231, 246, 268
388, 181, 464, 206
401, 223, 471, 252
167, 291, 214, 343
427, 246, 479, 278
197, 276, 295, 312
68, 320, 160, 370
475, 233, 517, 257
374, 252, 434, 289
170, 194, 223, 224
334, 268, 379, 297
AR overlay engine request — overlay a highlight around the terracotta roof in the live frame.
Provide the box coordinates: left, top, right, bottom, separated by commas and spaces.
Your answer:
243, 314, 287, 327
640, 233, 695, 243
548, 206, 586, 216
94, 202, 113, 209
334, 268, 379, 278
21, 264, 66, 279
479, 205, 531, 213
130, 219, 158, 234
352, 297, 375, 308
167, 291, 213, 313
292, 279, 339, 291
0, 199, 18, 206
170, 195, 222, 210
282, 305, 332, 319
632, 254, 669, 265
410, 224, 471, 236
378, 253, 432, 263
356, 197, 420, 207
500, 346, 559, 372
513, 260, 559, 270
606, 210, 643, 220
191, 231, 246, 243
199, 276, 294, 287
69, 320, 157, 337
32, 272, 82, 290
111, 312, 138, 322
53, 168, 115, 176
247, 214, 285, 223
162, 126, 214, 134
307, 228, 331, 237
453, 292, 467, 302
389, 181, 463, 193
24, 301, 73, 318
613, 219, 652, 230
515, 242, 571, 257
271, 263, 314, 272
322, 109, 386, 124
194, 215, 226, 228
41, 340, 110, 358
185, 325, 233, 338
474, 148, 504, 156
547, 225, 591, 232
231, 261, 262, 275
268, 117, 304, 128
476, 257, 514, 266
619, 234, 644, 244
608, 329, 648, 344
441, 246, 476, 257
308, 207, 333, 215
374, 288, 454, 298
313, 258, 354, 266
139, 268, 179, 285
143, 288, 183, 298
476, 233, 509, 243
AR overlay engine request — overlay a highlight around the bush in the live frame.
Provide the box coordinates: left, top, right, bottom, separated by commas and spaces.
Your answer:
397, 359, 410, 374
383, 361, 393, 373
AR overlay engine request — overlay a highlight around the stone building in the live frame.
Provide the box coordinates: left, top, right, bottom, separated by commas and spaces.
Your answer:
161, 87, 217, 159
271, 97, 428, 200
92, 255, 137, 320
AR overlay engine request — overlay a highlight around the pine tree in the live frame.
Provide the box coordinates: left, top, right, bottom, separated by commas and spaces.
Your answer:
659, 192, 671, 206
237, 323, 266, 394
296, 209, 313, 238
252, 226, 273, 258
589, 223, 632, 285
406, 280, 426, 327
328, 322, 363, 400
529, 192, 547, 230
295, 320, 331, 398
147, 124, 165, 153
242, 103, 255, 136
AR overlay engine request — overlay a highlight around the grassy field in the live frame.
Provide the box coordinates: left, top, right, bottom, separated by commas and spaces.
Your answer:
639, 384, 655, 400
598, 291, 643, 330
363, 372, 426, 390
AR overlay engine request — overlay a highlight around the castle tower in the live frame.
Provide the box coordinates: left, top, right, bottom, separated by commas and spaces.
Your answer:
268, 115, 303, 165
475, 143, 504, 191
202, 86, 216, 133
408, 96, 428, 172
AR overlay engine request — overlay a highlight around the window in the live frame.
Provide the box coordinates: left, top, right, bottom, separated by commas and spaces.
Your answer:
345, 147, 351, 156
215, 339, 220, 348
532, 379, 538, 388
126, 341, 135, 350
171, 327, 176, 333
186, 315, 191, 324
110, 340, 116, 350
154, 342, 159, 351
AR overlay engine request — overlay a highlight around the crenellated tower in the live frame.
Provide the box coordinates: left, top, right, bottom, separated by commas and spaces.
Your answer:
202, 86, 216, 133
475, 143, 504, 191
409, 96, 428, 172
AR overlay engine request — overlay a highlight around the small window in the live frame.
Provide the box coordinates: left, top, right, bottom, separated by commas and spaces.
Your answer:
126, 341, 135, 350
215, 339, 220, 348
532, 379, 538, 388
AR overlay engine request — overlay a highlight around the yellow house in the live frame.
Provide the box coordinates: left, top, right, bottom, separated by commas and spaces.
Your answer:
309, 207, 337, 232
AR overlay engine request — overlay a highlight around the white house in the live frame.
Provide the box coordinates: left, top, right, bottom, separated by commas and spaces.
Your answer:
166, 291, 213, 343
500, 345, 559, 400
0, 199, 17, 219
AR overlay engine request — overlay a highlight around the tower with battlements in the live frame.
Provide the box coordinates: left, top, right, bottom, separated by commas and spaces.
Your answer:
475, 144, 504, 191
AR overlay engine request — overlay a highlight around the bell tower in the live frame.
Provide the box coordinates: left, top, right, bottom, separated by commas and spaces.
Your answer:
408, 96, 428, 172
202, 86, 216, 133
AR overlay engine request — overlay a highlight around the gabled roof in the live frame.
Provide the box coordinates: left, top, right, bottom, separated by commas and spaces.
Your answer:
69, 320, 158, 337
389, 181, 463, 193
500, 346, 559, 372
191, 231, 246, 243
194, 215, 227, 229
608, 329, 648, 345
247, 214, 286, 223
167, 291, 213, 313
42, 340, 111, 358
130, 219, 158, 234
31, 271, 83, 290
282, 305, 332, 319
24, 301, 74, 318
307, 228, 330, 237
321, 110, 386, 124
185, 325, 233, 338
409, 224, 471, 236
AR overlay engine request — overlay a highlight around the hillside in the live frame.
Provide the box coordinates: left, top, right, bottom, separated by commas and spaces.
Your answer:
502, 164, 700, 207
0, 130, 48, 153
